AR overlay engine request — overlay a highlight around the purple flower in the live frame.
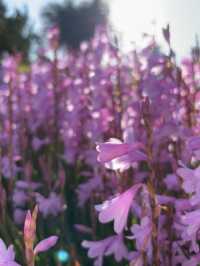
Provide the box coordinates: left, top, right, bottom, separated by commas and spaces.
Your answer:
129, 252, 143, 266
104, 234, 129, 262
34, 236, 58, 255
12, 190, 28, 207
2, 157, 19, 179
0, 239, 21, 266
164, 174, 180, 191
15, 181, 41, 191
96, 184, 142, 234
13, 209, 26, 225
96, 138, 146, 171
173, 242, 200, 266
181, 209, 200, 252
104, 152, 146, 172
185, 136, 200, 160
82, 234, 129, 266
32, 137, 49, 151
76, 176, 103, 207
82, 237, 112, 266
177, 166, 200, 205
130, 217, 152, 252
35, 192, 63, 217
175, 198, 192, 212
186, 136, 200, 150
182, 256, 200, 266
96, 138, 135, 163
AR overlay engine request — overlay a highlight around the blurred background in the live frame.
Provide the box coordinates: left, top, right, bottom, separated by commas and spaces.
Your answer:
1, 0, 200, 61
0, 1, 200, 266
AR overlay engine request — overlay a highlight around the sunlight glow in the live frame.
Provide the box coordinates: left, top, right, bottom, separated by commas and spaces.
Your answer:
108, 0, 166, 51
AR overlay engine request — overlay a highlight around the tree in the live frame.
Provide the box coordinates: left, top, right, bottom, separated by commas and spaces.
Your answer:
42, 0, 108, 49
0, 0, 36, 59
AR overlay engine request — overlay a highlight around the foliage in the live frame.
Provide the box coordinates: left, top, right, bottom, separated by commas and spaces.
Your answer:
0, 0, 36, 59
42, 0, 108, 49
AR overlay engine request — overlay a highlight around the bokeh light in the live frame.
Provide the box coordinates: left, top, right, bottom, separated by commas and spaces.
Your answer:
56, 250, 70, 263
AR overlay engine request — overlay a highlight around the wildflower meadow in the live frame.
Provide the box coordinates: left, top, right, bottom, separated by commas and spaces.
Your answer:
0, 25, 200, 266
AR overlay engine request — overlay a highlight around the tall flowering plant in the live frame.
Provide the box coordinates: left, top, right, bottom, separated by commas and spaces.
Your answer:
24, 206, 58, 266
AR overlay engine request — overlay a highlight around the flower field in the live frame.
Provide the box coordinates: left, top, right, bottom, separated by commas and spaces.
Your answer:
0, 26, 200, 265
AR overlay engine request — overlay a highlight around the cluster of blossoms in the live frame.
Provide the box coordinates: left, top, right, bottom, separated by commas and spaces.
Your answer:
0, 25, 200, 265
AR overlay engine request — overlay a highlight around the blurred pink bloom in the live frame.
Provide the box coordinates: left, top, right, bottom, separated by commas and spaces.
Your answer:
15, 181, 41, 190
47, 25, 60, 49
13, 190, 28, 207
0, 238, 21, 266
74, 224, 93, 234
32, 137, 49, 151
130, 217, 152, 251
2, 157, 20, 179
13, 208, 26, 225
35, 192, 63, 217
76, 176, 103, 207
34, 236, 58, 255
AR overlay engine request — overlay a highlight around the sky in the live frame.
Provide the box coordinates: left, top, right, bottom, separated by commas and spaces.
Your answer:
5, 0, 65, 30
4, 0, 200, 59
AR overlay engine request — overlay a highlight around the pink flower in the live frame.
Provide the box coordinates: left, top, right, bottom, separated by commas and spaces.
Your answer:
96, 138, 146, 171
0, 238, 21, 266
96, 184, 142, 234
96, 138, 145, 163
34, 236, 58, 255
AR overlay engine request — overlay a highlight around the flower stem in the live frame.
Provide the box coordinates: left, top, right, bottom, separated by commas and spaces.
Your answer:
142, 97, 160, 266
